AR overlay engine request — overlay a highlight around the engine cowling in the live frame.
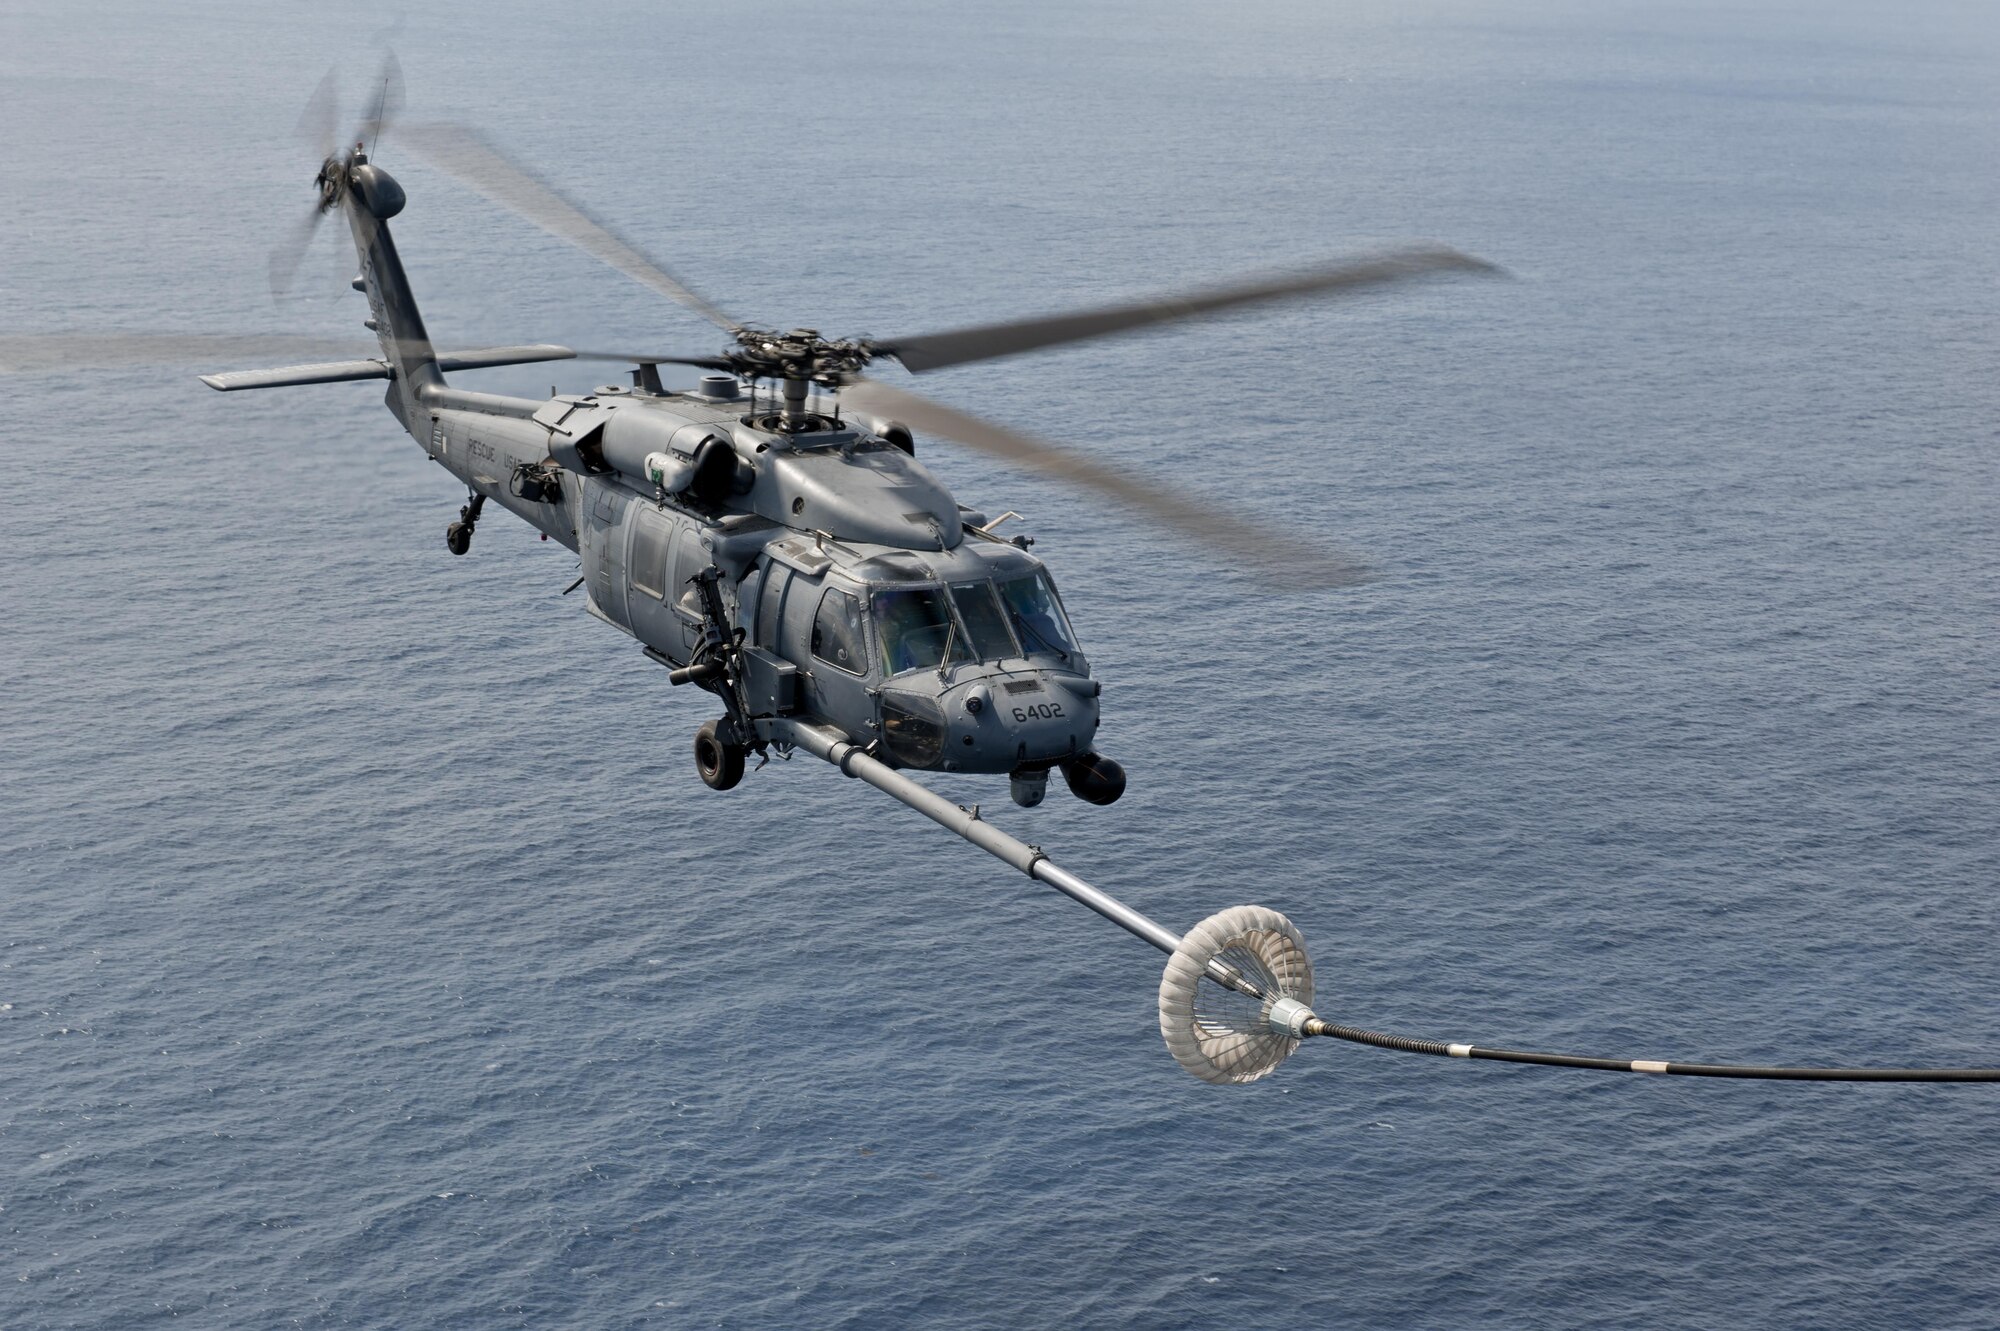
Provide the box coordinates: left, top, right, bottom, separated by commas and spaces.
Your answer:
586, 409, 752, 502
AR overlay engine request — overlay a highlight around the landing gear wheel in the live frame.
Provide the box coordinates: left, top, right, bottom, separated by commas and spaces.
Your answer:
445, 492, 484, 557
694, 720, 745, 791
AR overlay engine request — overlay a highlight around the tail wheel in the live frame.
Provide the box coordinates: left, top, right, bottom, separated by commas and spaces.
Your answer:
445, 522, 471, 556
694, 720, 745, 791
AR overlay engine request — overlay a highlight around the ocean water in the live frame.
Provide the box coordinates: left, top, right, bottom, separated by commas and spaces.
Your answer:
4, 1, 1998, 1326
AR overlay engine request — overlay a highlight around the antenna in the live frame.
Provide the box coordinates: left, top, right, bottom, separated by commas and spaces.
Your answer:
367, 74, 390, 158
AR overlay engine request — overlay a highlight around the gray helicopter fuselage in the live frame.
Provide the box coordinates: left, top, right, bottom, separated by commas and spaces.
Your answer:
419, 385, 1101, 778
208, 153, 1111, 796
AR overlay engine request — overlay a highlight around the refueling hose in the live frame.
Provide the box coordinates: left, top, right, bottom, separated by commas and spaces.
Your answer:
762, 723, 2000, 1088
1306, 1019, 2000, 1082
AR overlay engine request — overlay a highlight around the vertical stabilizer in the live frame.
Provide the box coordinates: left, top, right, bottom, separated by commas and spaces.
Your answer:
340, 154, 441, 434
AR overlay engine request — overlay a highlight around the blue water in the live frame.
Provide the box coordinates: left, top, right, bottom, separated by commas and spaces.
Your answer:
5, 2, 1999, 1326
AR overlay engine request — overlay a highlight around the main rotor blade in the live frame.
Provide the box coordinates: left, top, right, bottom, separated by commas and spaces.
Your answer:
397, 121, 741, 333
838, 378, 1371, 587
355, 50, 404, 157
297, 67, 340, 162
268, 201, 327, 300
874, 245, 1500, 374
0, 333, 376, 373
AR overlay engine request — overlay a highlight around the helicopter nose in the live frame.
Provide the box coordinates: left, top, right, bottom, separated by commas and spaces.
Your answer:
944, 670, 1098, 772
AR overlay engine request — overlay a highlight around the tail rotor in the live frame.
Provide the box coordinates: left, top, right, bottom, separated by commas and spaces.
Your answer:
269, 52, 404, 300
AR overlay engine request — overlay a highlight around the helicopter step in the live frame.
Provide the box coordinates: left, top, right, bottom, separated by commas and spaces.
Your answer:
445, 491, 485, 556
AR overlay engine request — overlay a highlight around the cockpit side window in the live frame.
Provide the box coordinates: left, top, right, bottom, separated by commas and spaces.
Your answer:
871, 586, 970, 675
998, 572, 1078, 661
811, 587, 867, 675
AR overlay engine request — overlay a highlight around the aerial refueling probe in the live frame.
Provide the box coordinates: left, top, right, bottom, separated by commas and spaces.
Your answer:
774, 719, 2000, 1086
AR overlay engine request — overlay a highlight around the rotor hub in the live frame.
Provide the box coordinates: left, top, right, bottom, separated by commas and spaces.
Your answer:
725, 327, 876, 386
315, 156, 345, 211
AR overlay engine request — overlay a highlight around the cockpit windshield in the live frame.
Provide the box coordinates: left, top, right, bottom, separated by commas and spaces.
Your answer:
870, 572, 1079, 675
872, 586, 969, 674
997, 572, 1079, 661
948, 582, 1016, 662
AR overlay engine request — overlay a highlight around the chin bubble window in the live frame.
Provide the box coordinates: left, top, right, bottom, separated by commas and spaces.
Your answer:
879, 691, 946, 768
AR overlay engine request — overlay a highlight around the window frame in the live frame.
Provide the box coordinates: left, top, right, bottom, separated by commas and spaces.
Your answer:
947, 580, 1020, 662
869, 583, 973, 678
996, 570, 1080, 661
810, 586, 869, 677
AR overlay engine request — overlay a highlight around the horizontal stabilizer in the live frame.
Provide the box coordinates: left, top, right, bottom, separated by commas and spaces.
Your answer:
437, 344, 577, 373
200, 359, 389, 391
199, 343, 577, 392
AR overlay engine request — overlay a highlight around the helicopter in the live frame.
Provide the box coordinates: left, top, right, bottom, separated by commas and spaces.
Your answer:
206, 72, 1492, 813
194, 69, 2000, 1088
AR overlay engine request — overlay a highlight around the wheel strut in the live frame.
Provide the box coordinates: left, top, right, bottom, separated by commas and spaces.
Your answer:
446, 492, 486, 556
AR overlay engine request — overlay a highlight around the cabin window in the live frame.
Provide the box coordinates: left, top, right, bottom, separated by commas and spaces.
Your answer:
949, 581, 1018, 661
997, 572, 1078, 661
811, 588, 868, 675
871, 586, 971, 675
630, 510, 672, 599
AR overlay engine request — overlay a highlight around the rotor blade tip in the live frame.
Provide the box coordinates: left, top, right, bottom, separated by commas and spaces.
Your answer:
1431, 246, 1506, 277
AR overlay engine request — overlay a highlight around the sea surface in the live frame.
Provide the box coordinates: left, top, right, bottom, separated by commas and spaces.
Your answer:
4, 2, 1998, 1327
